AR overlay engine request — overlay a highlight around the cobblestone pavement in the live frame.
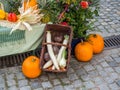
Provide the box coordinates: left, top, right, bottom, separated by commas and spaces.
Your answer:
0, 0, 120, 90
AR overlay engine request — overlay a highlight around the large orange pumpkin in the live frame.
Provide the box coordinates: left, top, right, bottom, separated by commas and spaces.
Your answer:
87, 34, 104, 54
22, 56, 41, 78
75, 42, 93, 62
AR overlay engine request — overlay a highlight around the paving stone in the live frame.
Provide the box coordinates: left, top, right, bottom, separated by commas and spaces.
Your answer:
114, 57, 120, 63
39, 74, 49, 81
88, 71, 99, 78
109, 83, 119, 90
54, 85, 64, 90
34, 88, 43, 90
0, 76, 5, 84
76, 68, 87, 76
116, 80, 120, 87
20, 86, 31, 90
80, 74, 90, 82
64, 85, 74, 90
101, 22, 108, 25
101, 62, 109, 67
30, 81, 41, 89
72, 80, 82, 88
107, 61, 118, 67
61, 78, 70, 85
114, 67, 120, 73
18, 80, 28, 87
6, 74, 15, 80
83, 64, 95, 72
41, 81, 53, 89
16, 73, 25, 80
83, 81, 95, 89
68, 73, 78, 81
7, 79, 16, 87
8, 86, 18, 90
110, 73, 119, 80
51, 79, 61, 86
93, 77, 104, 85
104, 67, 114, 73
104, 76, 114, 84
98, 84, 110, 90
99, 70, 108, 77
0, 84, 6, 90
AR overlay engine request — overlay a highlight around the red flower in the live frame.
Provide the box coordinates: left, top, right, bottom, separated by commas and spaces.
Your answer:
80, 1, 89, 9
60, 22, 68, 26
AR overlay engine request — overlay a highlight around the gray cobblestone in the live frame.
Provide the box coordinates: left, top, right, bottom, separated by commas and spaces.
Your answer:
51, 79, 61, 86
7, 79, 16, 87
34, 88, 43, 90
8, 86, 18, 90
93, 77, 104, 85
41, 81, 53, 89
16, 73, 25, 80
98, 84, 110, 90
61, 78, 70, 85
54, 85, 64, 90
105, 68, 114, 74
83, 64, 95, 72
83, 81, 95, 89
18, 80, 28, 87
107, 61, 118, 67
72, 80, 82, 88
109, 83, 119, 90
99, 70, 108, 77
114, 57, 120, 63
116, 80, 120, 87
68, 73, 78, 81
104, 76, 114, 84
115, 67, 120, 73
20, 86, 31, 90
64, 85, 74, 90
101, 61, 109, 67
0, 84, 6, 90
6, 74, 15, 80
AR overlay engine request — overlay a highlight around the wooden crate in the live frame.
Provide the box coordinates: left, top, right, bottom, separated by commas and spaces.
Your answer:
40, 24, 73, 72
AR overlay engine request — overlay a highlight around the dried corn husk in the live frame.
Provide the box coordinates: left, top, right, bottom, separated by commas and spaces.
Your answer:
10, 0, 44, 34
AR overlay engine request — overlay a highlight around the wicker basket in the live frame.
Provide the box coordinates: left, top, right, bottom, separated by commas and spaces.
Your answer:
40, 24, 73, 72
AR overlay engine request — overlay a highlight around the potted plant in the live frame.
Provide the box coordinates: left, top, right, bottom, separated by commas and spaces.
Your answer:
41, 0, 99, 54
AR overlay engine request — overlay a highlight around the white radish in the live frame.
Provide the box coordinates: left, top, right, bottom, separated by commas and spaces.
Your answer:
57, 35, 69, 64
46, 31, 60, 70
43, 60, 52, 69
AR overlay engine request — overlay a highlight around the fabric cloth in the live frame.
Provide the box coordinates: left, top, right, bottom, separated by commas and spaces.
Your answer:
0, 22, 46, 57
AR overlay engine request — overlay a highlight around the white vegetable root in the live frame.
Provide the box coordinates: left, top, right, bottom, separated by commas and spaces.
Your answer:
46, 31, 60, 70
43, 60, 52, 69
57, 35, 69, 64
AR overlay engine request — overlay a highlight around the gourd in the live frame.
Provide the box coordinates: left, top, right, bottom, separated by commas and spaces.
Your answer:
22, 56, 41, 78
75, 41, 93, 62
0, 9, 5, 19
88, 34, 104, 54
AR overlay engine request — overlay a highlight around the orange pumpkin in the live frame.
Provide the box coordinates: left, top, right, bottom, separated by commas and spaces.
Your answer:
75, 42, 93, 62
87, 34, 104, 54
22, 56, 41, 78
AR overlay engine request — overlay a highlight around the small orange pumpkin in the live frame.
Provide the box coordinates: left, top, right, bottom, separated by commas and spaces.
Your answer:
87, 34, 104, 54
22, 56, 41, 78
75, 41, 93, 62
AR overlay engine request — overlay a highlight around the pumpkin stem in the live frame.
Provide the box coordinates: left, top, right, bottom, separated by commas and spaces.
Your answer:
81, 39, 84, 43
93, 34, 97, 38
32, 58, 36, 62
